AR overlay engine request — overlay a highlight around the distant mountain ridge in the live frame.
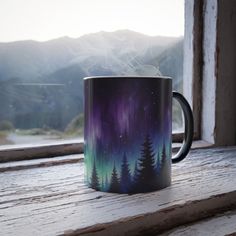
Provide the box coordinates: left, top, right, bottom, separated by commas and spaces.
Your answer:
0, 30, 183, 131
0, 30, 181, 81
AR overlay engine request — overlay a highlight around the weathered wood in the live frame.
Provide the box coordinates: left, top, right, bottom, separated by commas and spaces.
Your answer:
172, 132, 200, 143
172, 140, 212, 152
161, 210, 236, 236
0, 154, 83, 172
200, 0, 236, 145
0, 141, 84, 163
0, 141, 211, 171
0, 140, 211, 164
184, 0, 203, 139
201, 0, 218, 144
0, 147, 236, 235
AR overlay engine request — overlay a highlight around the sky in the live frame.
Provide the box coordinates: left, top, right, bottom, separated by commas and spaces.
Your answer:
0, 0, 184, 42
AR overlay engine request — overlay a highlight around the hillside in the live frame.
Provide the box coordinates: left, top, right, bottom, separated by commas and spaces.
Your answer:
0, 30, 183, 131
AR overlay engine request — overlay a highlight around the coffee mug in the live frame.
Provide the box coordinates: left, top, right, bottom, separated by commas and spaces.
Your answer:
84, 76, 193, 193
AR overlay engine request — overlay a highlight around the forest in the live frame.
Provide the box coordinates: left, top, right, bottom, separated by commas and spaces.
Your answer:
88, 135, 170, 193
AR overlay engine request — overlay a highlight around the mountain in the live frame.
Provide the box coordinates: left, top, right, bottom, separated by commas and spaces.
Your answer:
0, 30, 179, 81
147, 39, 184, 92
0, 30, 183, 131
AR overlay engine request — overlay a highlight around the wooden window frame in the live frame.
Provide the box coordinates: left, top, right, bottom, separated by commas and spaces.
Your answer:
1, 0, 235, 162
185, 0, 236, 146
0, 0, 205, 161
183, 0, 203, 141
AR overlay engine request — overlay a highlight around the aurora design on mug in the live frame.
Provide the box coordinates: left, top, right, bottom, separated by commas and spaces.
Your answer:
84, 76, 193, 193
84, 77, 175, 193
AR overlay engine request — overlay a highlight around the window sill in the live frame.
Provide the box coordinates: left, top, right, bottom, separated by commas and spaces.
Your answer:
0, 147, 236, 235
0, 140, 84, 163
162, 209, 236, 235
0, 140, 212, 163
172, 139, 213, 152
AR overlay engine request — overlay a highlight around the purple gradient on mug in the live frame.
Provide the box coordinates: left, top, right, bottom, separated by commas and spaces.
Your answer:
84, 78, 172, 193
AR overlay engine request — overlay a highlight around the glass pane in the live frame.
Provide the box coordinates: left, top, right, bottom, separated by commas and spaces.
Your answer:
0, 0, 184, 146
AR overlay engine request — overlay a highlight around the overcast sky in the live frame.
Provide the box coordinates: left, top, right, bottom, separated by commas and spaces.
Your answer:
0, 0, 184, 42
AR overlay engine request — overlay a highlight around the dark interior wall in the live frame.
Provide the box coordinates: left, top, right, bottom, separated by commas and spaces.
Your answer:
216, 0, 236, 145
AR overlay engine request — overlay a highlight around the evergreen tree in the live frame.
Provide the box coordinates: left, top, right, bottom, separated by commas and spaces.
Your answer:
90, 160, 100, 190
135, 134, 157, 192
159, 144, 171, 188
133, 160, 139, 183
156, 151, 161, 173
161, 145, 167, 166
109, 163, 120, 193
120, 152, 132, 193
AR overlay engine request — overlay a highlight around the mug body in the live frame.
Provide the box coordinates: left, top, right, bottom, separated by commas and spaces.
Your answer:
84, 76, 172, 193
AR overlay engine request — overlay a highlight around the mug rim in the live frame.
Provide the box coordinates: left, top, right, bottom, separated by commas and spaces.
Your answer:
84, 75, 172, 80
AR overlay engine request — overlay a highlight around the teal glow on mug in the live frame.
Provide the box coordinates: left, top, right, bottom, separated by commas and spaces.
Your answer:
84, 76, 193, 193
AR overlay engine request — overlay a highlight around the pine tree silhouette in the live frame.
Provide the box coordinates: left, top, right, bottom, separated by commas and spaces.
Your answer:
120, 152, 132, 193
133, 160, 139, 183
161, 145, 167, 167
159, 144, 171, 188
109, 163, 120, 193
135, 134, 157, 192
156, 151, 161, 173
90, 160, 100, 190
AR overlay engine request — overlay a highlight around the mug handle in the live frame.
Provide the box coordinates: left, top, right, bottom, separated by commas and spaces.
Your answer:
172, 92, 194, 163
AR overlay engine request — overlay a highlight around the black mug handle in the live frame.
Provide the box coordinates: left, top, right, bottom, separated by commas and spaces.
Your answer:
172, 92, 194, 163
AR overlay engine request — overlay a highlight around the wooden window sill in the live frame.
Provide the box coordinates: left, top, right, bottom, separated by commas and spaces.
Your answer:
0, 140, 211, 163
162, 209, 236, 235
0, 147, 236, 235
0, 140, 84, 163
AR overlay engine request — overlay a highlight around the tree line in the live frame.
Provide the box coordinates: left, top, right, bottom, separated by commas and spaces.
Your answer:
89, 135, 169, 193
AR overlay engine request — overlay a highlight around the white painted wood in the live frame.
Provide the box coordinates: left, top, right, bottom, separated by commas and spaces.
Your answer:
183, 0, 194, 105
161, 210, 236, 236
201, 0, 218, 143
0, 147, 236, 235
184, 0, 203, 138
200, 0, 236, 145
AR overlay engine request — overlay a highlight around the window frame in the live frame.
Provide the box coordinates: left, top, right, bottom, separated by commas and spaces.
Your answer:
3, 0, 232, 162
183, 0, 203, 141
185, 0, 236, 146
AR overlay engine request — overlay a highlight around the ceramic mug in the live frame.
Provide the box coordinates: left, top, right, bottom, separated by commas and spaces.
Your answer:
84, 76, 193, 193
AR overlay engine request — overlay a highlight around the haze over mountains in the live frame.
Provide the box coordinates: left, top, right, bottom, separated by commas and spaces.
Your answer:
0, 30, 183, 131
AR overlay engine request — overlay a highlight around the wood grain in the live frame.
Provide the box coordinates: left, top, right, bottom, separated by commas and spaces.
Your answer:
0, 147, 236, 235
161, 210, 236, 236
0, 141, 83, 163
0, 154, 83, 172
